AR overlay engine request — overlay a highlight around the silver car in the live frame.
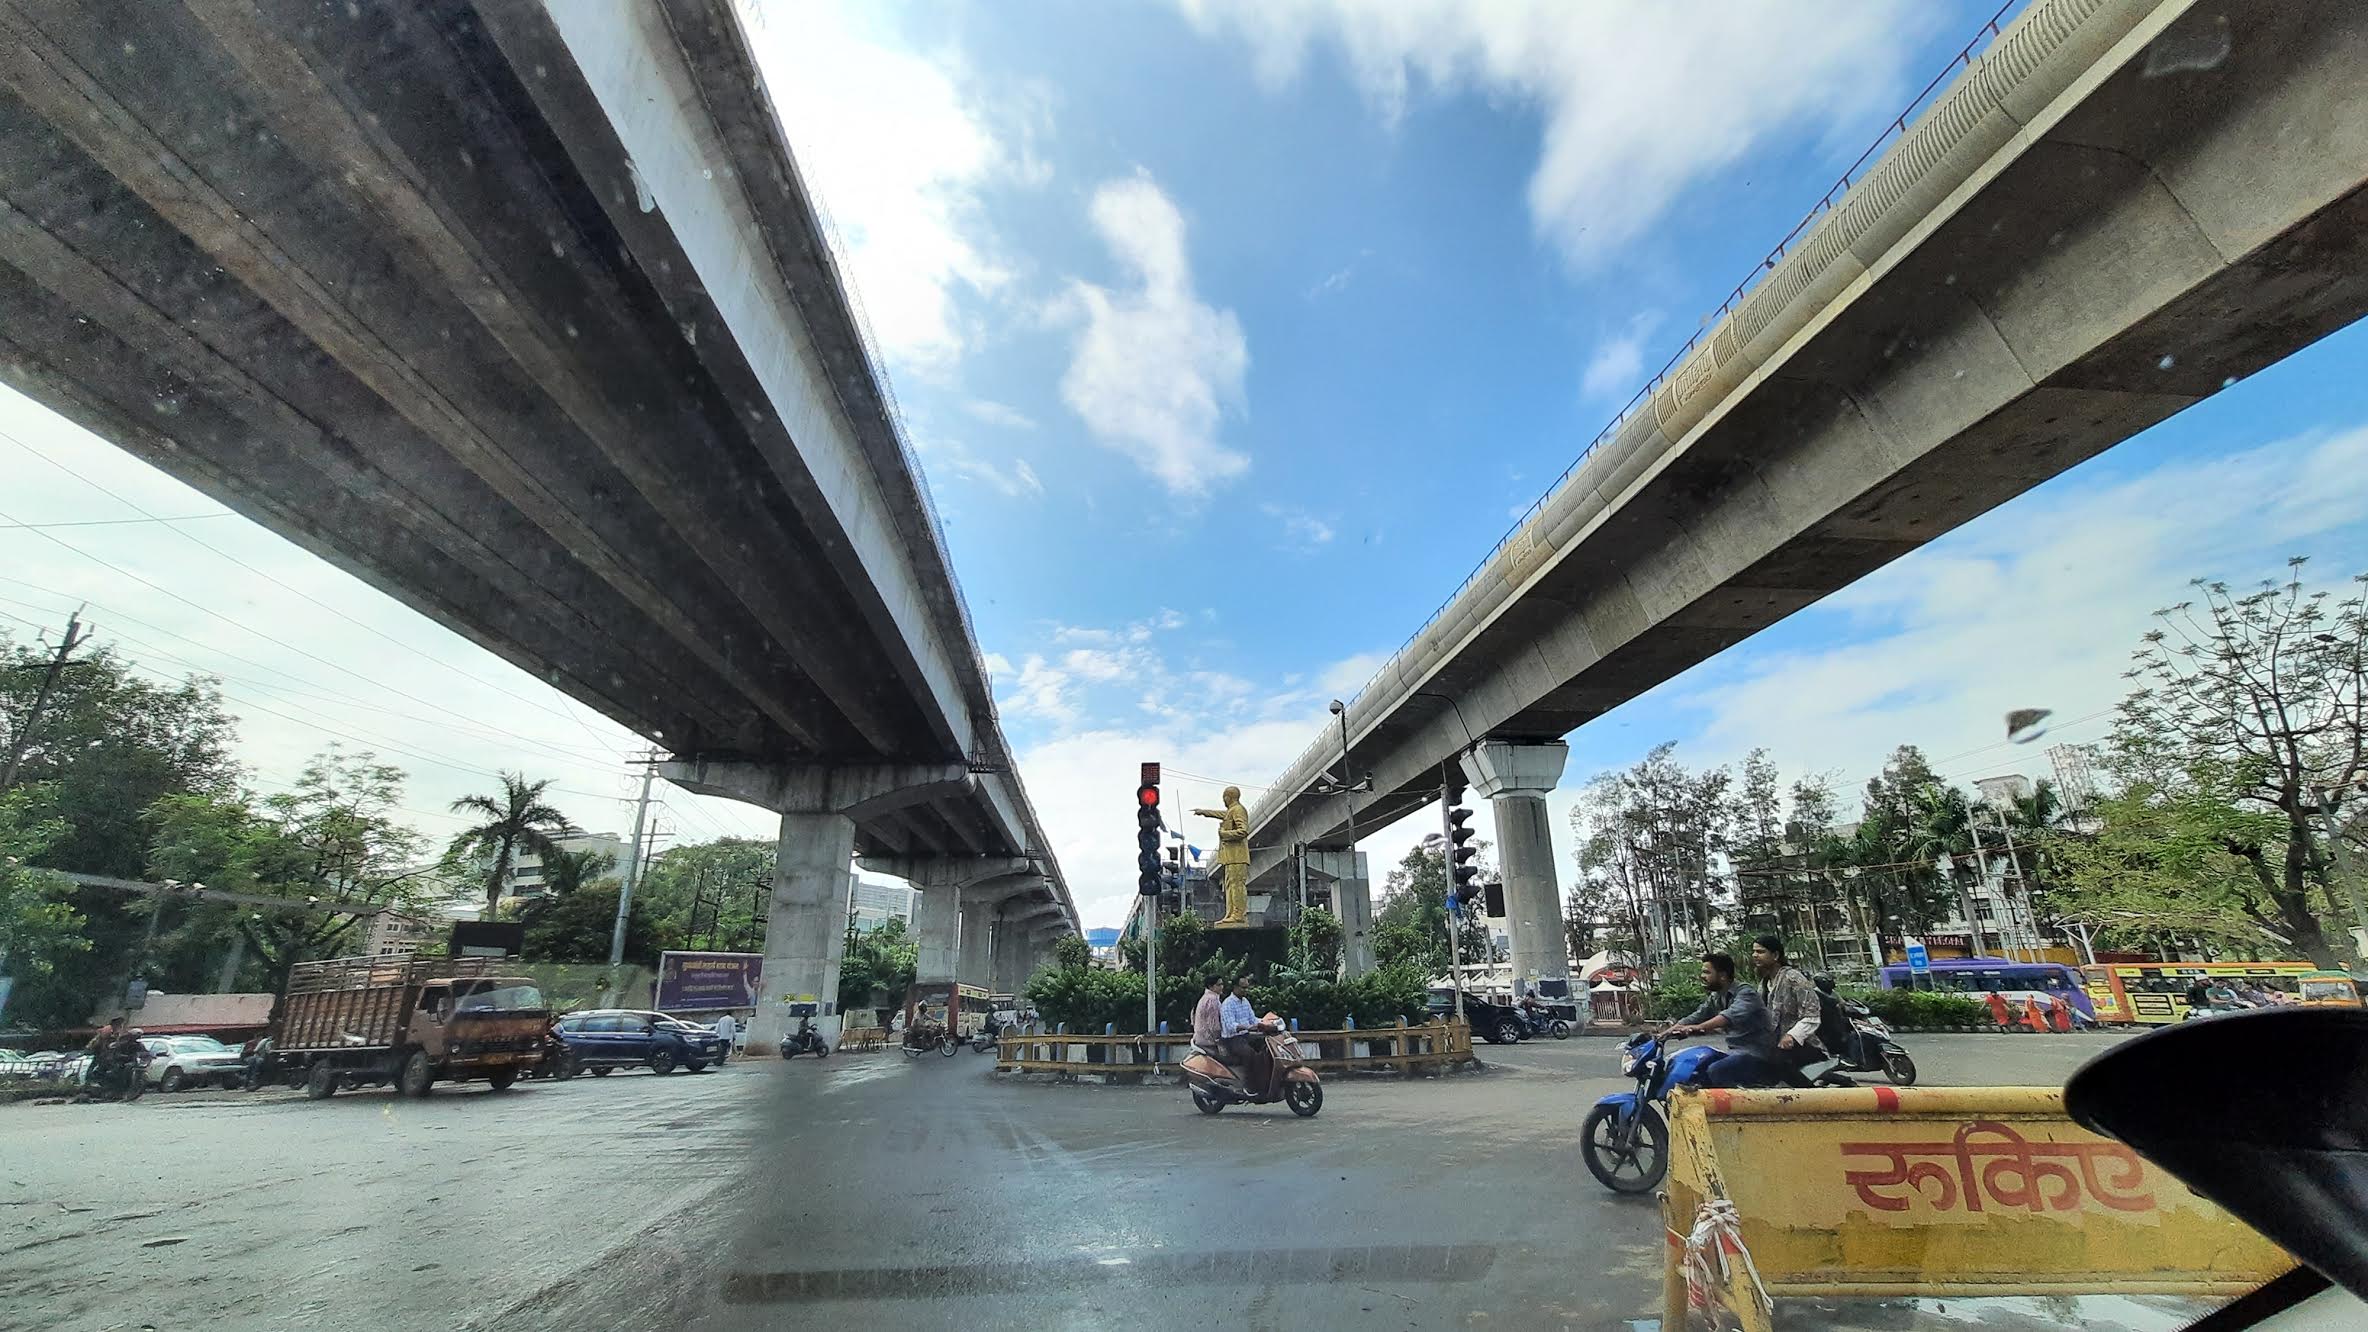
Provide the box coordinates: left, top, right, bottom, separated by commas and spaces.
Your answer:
142, 1036, 245, 1092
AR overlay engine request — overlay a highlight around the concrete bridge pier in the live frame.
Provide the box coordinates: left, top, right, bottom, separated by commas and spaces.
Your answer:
997, 901, 1063, 994
1305, 848, 1375, 975
661, 759, 975, 1052
1461, 741, 1571, 1001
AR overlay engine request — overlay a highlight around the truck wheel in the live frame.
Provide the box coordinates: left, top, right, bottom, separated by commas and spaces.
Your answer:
397, 1049, 435, 1098
485, 1066, 518, 1091
648, 1049, 677, 1076
550, 1050, 580, 1081
304, 1061, 338, 1100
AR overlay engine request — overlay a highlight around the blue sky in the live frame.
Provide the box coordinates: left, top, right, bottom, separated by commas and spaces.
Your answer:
6, 1, 2368, 932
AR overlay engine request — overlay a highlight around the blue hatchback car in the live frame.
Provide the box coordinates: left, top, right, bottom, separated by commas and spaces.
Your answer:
552, 1009, 726, 1076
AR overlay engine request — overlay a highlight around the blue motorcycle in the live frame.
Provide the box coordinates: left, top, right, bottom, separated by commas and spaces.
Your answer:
1582, 1031, 1860, 1192
1579, 1031, 1724, 1193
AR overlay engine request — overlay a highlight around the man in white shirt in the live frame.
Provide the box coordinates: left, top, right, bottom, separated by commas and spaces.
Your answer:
712, 1011, 738, 1061
1219, 977, 1270, 1090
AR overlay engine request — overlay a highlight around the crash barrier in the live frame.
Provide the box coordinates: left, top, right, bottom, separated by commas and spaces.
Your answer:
1659, 1085, 2294, 1332
835, 1027, 886, 1052
997, 1019, 1476, 1078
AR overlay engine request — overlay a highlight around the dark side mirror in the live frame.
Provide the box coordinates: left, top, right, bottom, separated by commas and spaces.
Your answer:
2067, 1007, 2368, 1301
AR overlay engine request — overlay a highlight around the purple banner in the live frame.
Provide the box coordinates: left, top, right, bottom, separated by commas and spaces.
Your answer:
654, 951, 763, 1012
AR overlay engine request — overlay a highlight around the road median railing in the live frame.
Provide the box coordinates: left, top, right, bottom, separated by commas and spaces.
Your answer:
1659, 1085, 2293, 1332
996, 1019, 1477, 1080
836, 1027, 886, 1052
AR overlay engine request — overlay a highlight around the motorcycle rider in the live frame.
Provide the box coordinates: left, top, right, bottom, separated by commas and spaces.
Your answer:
1812, 973, 1866, 1068
1661, 952, 1789, 1088
1752, 935, 1825, 1081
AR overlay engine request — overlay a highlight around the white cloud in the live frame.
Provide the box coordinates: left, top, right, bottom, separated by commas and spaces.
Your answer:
1580, 312, 1659, 404
1056, 172, 1250, 495
1261, 502, 1336, 550
1178, 0, 1933, 266
742, 4, 1020, 373
963, 399, 1039, 430
1318, 651, 1387, 698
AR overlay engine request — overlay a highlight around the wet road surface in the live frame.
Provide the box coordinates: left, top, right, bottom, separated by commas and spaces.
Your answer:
3, 1032, 2160, 1331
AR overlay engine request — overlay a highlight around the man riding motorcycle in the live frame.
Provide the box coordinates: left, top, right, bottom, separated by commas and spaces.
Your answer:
1660, 945, 1818, 1089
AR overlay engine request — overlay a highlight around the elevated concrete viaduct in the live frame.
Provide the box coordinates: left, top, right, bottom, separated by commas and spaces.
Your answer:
1246, 0, 2368, 1000
0, 0, 1076, 1048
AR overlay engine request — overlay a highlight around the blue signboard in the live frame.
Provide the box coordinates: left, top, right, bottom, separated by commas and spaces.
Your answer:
1905, 939, 1931, 974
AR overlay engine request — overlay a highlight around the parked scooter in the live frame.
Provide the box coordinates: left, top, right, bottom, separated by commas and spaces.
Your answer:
1180, 1018, 1323, 1117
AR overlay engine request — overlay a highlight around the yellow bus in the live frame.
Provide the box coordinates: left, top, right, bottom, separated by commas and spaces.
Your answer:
2081, 960, 2317, 1025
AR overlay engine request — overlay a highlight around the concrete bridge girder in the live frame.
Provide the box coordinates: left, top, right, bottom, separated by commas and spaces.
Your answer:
1248, 0, 2368, 889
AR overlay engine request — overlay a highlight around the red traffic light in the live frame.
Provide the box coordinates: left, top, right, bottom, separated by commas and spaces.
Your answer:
1137, 784, 1160, 807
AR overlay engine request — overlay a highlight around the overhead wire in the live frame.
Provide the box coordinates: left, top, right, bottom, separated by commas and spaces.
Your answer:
0, 426, 616, 737
0, 496, 641, 763
0, 582, 626, 769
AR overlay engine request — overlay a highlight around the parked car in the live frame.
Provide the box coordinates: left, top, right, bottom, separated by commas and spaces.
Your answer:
552, 1009, 726, 1075
142, 1035, 247, 1091
18, 1050, 90, 1083
1428, 994, 1531, 1044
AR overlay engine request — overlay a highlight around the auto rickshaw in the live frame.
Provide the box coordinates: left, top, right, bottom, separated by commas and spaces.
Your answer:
2296, 969, 2363, 1008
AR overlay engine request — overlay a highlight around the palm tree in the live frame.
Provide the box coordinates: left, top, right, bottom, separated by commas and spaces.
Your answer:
539, 846, 616, 898
447, 773, 569, 917
1904, 783, 1986, 954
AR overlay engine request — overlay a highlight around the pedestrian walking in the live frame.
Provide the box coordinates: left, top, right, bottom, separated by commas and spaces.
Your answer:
712, 1011, 738, 1061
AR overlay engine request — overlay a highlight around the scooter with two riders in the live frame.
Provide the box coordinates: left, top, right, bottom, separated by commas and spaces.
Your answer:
1181, 1016, 1322, 1117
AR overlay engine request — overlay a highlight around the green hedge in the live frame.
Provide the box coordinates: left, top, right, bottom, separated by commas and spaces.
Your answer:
1850, 987, 1989, 1029
1022, 960, 1431, 1035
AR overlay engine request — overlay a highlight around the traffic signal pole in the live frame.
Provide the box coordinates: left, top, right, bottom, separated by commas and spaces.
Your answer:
1442, 764, 1472, 1026
1137, 763, 1163, 1050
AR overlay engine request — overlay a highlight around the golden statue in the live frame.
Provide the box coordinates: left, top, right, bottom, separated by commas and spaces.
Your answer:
1194, 785, 1252, 927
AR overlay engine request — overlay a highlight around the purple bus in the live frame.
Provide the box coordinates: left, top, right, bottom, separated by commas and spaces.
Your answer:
1876, 956, 2097, 1021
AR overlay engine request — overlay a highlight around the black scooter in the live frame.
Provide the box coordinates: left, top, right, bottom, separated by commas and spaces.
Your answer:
781, 1019, 830, 1060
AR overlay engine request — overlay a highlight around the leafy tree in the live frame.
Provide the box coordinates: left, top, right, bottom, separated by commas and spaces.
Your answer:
539, 847, 615, 899
142, 748, 436, 993
518, 878, 656, 967
1837, 746, 1964, 933
639, 838, 774, 953
2, 638, 238, 879
1373, 838, 1490, 972
0, 790, 88, 1009
1568, 744, 1733, 980
2095, 562, 2368, 965
1051, 933, 1092, 970
445, 773, 568, 918
1290, 905, 1343, 973
838, 915, 917, 1013
2045, 780, 2294, 953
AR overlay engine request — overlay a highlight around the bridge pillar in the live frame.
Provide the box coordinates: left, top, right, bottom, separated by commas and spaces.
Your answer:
659, 759, 971, 1053
1461, 741, 1571, 1002
998, 901, 1063, 993
913, 885, 962, 1001
1305, 848, 1374, 976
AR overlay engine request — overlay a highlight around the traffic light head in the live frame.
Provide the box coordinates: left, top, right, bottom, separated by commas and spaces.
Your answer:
1136, 777, 1162, 895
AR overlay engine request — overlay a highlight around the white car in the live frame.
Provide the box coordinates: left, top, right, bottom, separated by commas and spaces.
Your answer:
142, 1036, 245, 1092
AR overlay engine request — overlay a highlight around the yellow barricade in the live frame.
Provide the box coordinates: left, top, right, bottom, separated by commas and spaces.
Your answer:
1660, 1086, 2293, 1332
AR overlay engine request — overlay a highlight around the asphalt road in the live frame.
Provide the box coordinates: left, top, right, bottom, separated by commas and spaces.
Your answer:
4, 1031, 2213, 1332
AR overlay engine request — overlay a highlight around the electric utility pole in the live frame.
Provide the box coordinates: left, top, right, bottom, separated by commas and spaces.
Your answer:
1, 608, 91, 795
603, 756, 659, 1002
